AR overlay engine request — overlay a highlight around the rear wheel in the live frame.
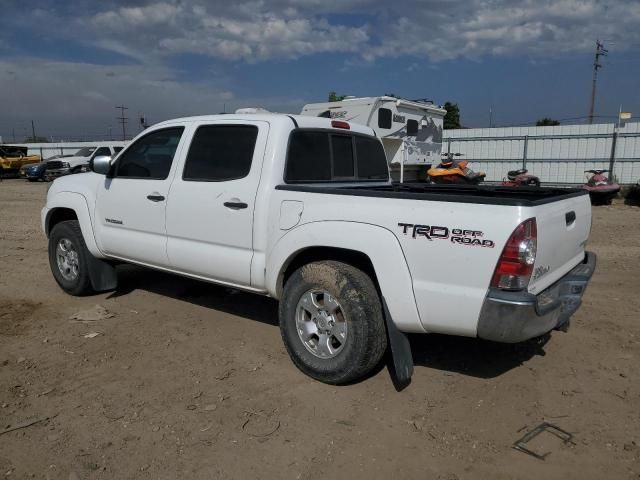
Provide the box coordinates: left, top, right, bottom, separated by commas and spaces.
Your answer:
279, 261, 387, 384
48, 220, 94, 296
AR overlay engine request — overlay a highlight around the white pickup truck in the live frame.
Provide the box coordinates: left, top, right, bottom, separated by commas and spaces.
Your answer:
45, 145, 125, 180
42, 114, 596, 385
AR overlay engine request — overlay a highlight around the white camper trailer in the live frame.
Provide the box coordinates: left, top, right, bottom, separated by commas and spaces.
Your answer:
301, 96, 446, 182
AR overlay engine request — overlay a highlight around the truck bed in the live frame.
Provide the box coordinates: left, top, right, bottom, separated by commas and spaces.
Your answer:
276, 182, 588, 207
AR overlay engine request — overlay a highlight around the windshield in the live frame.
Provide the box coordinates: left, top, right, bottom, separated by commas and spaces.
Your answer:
74, 147, 96, 157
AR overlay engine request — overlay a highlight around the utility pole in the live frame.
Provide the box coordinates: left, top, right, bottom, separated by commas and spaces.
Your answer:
588, 40, 607, 125
31, 120, 36, 142
115, 105, 128, 140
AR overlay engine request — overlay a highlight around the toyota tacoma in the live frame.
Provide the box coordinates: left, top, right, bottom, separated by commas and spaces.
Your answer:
42, 114, 596, 384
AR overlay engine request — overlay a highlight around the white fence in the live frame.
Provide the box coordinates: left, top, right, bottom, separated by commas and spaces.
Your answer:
443, 122, 640, 184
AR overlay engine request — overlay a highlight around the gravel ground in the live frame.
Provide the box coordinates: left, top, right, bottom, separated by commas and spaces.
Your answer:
0, 178, 639, 480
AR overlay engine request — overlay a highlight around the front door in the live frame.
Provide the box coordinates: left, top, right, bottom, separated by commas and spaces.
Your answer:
166, 121, 268, 286
94, 126, 186, 267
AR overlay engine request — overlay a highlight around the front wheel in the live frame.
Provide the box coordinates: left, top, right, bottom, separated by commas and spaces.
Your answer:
279, 261, 388, 384
48, 220, 94, 296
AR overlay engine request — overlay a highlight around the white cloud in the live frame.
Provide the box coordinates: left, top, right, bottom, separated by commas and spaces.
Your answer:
88, 4, 369, 61
365, 0, 640, 61
5, 0, 640, 63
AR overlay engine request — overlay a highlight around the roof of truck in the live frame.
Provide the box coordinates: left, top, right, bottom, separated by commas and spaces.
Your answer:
153, 113, 376, 136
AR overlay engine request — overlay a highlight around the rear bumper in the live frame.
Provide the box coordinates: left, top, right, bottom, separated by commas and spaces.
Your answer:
477, 251, 596, 343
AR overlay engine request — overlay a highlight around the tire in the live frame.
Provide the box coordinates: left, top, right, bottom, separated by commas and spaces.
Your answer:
48, 220, 94, 296
279, 261, 388, 384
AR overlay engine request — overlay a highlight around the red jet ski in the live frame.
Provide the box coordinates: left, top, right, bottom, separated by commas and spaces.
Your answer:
583, 169, 620, 205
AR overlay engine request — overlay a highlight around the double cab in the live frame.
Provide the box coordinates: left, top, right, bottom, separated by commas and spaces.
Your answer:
42, 114, 596, 384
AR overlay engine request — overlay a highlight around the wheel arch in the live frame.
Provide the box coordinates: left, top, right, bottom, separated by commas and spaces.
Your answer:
43, 192, 103, 258
278, 246, 379, 298
267, 221, 425, 333
45, 207, 78, 235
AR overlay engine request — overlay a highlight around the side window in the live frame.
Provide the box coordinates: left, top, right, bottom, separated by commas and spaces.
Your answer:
331, 135, 354, 178
113, 147, 124, 153
355, 136, 389, 180
286, 131, 331, 182
378, 108, 392, 129
407, 119, 419, 136
114, 127, 184, 179
93, 147, 111, 158
183, 125, 258, 181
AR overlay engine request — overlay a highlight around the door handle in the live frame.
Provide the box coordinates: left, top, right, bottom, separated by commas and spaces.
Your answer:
565, 211, 576, 226
147, 194, 165, 202
224, 201, 248, 209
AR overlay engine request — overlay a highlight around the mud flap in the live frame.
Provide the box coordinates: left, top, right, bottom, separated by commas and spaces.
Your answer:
86, 255, 118, 292
382, 296, 414, 388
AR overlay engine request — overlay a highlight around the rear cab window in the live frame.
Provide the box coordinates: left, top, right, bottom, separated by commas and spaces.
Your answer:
285, 130, 388, 183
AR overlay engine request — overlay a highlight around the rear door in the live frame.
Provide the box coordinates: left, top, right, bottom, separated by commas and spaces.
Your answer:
527, 193, 592, 294
94, 126, 186, 267
165, 120, 268, 286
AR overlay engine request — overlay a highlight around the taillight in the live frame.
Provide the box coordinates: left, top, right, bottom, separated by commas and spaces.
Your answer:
491, 218, 537, 291
331, 120, 350, 129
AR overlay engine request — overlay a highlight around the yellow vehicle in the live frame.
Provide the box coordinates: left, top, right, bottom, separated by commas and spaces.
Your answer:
0, 146, 41, 175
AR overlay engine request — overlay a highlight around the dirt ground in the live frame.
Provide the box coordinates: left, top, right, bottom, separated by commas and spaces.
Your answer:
0, 178, 639, 480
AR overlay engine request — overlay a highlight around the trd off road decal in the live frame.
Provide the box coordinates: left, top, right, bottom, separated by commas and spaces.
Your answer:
398, 223, 495, 248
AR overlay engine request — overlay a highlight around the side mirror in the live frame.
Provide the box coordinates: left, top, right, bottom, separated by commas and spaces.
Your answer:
92, 155, 112, 175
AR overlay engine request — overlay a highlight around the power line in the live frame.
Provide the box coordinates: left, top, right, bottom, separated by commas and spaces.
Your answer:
115, 105, 128, 141
588, 40, 608, 125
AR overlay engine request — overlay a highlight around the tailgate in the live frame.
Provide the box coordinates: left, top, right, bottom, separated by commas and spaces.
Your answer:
528, 192, 592, 294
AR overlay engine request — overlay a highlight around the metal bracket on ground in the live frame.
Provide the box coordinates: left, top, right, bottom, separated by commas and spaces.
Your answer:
512, 422, 575, 460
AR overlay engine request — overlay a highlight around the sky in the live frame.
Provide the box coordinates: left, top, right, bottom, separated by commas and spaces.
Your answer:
1, 0, 639, 141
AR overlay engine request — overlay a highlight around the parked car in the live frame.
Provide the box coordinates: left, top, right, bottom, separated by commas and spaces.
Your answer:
45, 145, 124, 180
19, 161, 48, 181
42, 113, 596, 385
19, 154, 74, 181
1, 145, 41, 176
